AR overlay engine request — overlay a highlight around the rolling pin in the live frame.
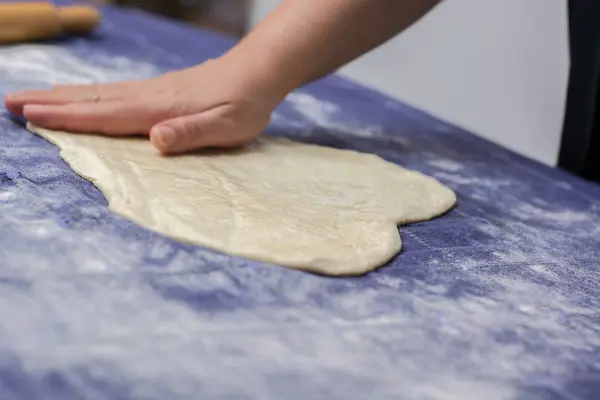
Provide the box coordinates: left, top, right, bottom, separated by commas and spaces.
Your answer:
0, 2, 101, 44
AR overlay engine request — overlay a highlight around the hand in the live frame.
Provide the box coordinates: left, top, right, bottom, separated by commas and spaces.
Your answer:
4, 58, 281, 154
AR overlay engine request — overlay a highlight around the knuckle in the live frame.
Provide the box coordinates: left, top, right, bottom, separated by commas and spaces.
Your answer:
179, 118, 201, 142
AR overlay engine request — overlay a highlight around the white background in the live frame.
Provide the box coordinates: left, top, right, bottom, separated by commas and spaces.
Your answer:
250, 0, 570, 166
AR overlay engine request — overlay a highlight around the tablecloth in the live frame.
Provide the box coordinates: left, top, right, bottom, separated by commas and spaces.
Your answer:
0, 2, 599, 399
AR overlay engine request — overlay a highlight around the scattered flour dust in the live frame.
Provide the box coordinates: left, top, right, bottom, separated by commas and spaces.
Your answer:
285, 92, 384, 139
512, 203, 591, 223
427, 158, 464, 172
0, 45, 159, 89
0, 44, 599, 400
432, 172, 511, 188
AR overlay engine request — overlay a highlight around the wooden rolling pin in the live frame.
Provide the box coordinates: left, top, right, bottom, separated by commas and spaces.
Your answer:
0, 2, 101, 44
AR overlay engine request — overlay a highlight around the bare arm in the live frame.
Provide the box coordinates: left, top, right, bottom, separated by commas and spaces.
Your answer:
225, 0, 441, 96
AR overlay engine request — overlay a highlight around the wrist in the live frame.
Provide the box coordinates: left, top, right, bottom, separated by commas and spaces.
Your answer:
219, 43, 309, 105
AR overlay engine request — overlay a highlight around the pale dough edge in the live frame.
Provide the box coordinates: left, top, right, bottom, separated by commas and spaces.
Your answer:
28, 123, 457, 276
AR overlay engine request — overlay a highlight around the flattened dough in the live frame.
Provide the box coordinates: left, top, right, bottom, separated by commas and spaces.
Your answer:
29, 123, 456, 275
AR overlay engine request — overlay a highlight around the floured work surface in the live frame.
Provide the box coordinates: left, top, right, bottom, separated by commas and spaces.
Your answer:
2, 38, 600, 400
29, 123, 456, 276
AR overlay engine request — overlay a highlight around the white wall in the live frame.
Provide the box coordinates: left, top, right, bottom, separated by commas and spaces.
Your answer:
250, 0, 570, 166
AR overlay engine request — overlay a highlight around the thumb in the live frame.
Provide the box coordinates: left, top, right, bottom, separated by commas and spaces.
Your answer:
149, 106, 249, 154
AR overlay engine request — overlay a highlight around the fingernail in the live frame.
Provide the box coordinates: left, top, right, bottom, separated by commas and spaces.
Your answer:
153, 126, 176, 149
5, 92, 25, 100
23, 105, 44, 114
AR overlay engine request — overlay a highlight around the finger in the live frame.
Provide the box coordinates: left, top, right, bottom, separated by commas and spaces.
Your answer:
150, 106, 251, 154
4, 83, 132, 116
23, 101, 165, 136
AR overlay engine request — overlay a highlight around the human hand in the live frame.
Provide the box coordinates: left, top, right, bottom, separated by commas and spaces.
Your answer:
4, 58, 282, 154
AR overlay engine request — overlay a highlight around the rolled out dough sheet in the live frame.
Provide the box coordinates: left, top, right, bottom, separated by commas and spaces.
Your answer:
28, 123, 456, 276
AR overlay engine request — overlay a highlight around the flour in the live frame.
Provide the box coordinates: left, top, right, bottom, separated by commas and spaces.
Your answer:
432, 172, 511, 188
286, 92, 384, 139
427, 158, 464, 172
0, 42, 599, 400
0, 45, 159, 91
512, 203, 593, 223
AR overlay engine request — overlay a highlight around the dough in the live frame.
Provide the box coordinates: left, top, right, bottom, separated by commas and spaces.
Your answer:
28, 123, 456, 276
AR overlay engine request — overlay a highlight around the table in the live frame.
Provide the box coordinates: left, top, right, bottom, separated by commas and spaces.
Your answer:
0, 2, 599, 399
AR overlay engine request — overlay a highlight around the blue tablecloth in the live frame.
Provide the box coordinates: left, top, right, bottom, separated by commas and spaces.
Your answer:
0, 2, 599, 399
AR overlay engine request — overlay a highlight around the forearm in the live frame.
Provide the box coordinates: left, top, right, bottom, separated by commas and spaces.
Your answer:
222, 0, 440, 101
